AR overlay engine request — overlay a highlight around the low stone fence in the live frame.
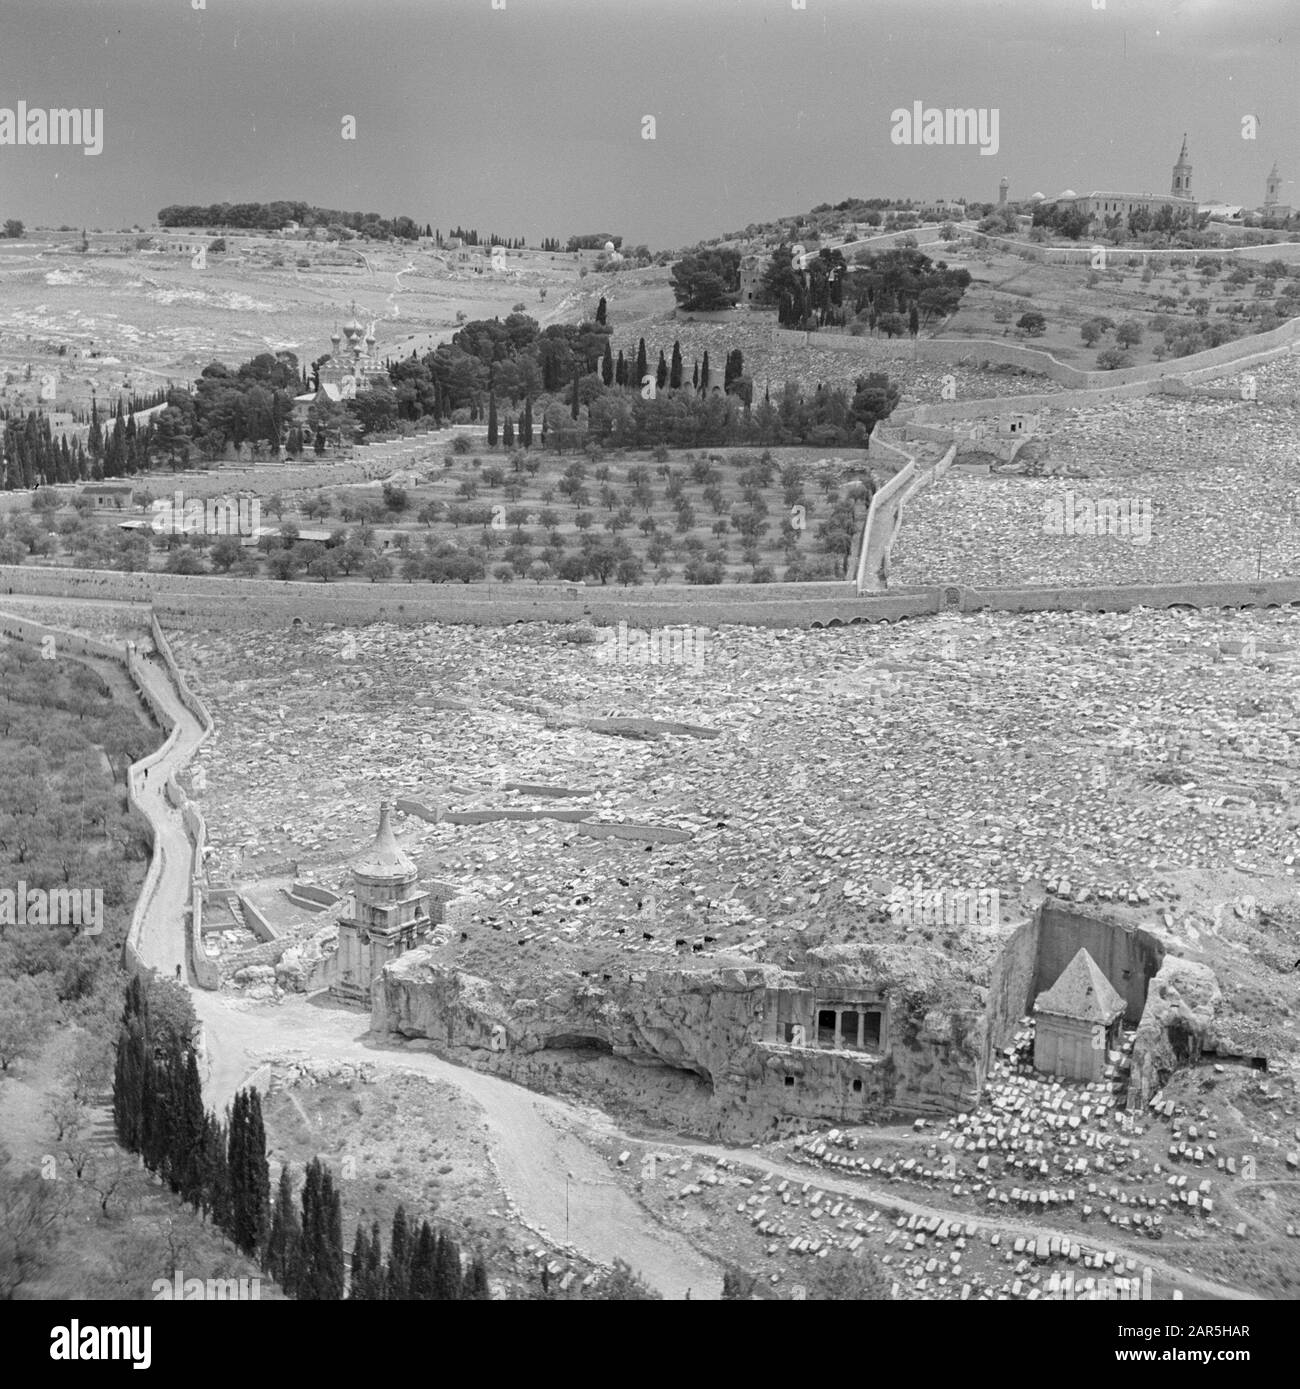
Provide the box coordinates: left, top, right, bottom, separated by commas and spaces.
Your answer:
238, 895, 277, 943
0, 608, 129, 665
778, 315, 1300, 391
180, 801, 220, 989
150, 612, 214, 736
286, 882, 341, 909
576, 821, 694, 845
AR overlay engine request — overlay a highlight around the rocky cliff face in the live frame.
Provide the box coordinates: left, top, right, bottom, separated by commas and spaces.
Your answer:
1133, 955, 1225, 1079
371, 944, 985, 1141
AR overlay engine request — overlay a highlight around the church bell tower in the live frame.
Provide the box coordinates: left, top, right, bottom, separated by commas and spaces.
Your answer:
1171, 134, 1192, 199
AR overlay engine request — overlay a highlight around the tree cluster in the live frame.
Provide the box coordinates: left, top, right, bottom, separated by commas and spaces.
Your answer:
157, 203, 423, 240
347, 1203, 489, 1300
670, 248, 742, 311
113, 976, 269, 1253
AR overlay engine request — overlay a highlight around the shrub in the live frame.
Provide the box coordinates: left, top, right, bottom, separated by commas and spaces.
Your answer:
452, 435, 474, 455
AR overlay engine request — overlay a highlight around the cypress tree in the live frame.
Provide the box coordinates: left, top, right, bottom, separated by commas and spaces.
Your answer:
656, 350, 667, 390
521, 396, 533, 448
692, 359, 699, 389
88, 397, 102, 461
464, 1252, 491, 1300
240, 1089, 270, 1258
204, 1114, 232, 1236
385, 1203, 412, 1300
615, 350, 626, 388
297, 1158, 323, 1298
227, 1091, 247, 1242
502, 413, 514, 447
909, 303, 920, 337
601, 341, 613, 386
140, 1050, 168, 1174
366, 1220, 383, 1299
700, 350, 711, 393
112, 1012, 146, 1152
266, 1165, 302, 1296
410, 1220, 436, 1299
595, 296, 607, 326
570, 368, 580, 422
669, 340, 682, 389
349, 1225, 370, 1299
296, 1158, 343, 1298
179, 1045, 205, 1208
487, 391, 498, 447
635, 338, 647, 385
433, 1230, 463, 1301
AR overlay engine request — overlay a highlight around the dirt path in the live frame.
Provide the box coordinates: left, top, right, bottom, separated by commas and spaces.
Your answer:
191, 992, 721, 1299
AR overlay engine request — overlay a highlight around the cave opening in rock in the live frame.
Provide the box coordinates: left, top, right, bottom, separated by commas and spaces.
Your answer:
818, 1009, 837, 1046
543, 1034, 614, 1053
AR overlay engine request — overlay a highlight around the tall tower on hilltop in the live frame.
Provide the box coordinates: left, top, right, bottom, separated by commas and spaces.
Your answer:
1171, 134, 1193, 199
1265, 161, 1282, 209
998, 176, 1009, 206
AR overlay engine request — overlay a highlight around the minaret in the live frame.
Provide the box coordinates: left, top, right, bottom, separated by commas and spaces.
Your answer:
1171, 134, 1192, 199
1265, 161, 1282, 209
998, 176, 1009, 206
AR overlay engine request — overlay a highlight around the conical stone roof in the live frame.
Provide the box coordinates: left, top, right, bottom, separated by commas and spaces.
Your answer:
352, 803, 415, 881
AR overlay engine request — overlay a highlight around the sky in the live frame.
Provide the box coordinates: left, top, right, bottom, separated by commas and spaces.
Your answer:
0, 0, 1296, 248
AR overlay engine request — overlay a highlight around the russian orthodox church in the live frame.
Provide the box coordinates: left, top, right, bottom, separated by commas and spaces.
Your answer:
295, 302, 390, 419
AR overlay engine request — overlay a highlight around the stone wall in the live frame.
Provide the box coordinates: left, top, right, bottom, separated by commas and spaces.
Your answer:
576, 821, 694, 845
856, 459, 915, 592
150, 612, 215, 736
984, 914, 1040, 1065
1035, 904, 1166, 1025
778, 314, 1300, 390
288, 882, 340, 909
968, 233, 1300, 266
237, 895, 277, 943
181, 801, 220, 989
0, 608, 128, 664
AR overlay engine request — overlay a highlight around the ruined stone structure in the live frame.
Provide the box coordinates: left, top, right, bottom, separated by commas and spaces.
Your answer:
328, 803, 432, 1006
1032, 947, 1125, 1082
738, 257, 765, 306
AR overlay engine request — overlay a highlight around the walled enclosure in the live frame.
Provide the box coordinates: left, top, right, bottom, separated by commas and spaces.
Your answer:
984, 902, 1167, 1070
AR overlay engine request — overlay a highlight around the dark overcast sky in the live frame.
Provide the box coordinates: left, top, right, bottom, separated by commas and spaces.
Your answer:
0, 0, 1295, 246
